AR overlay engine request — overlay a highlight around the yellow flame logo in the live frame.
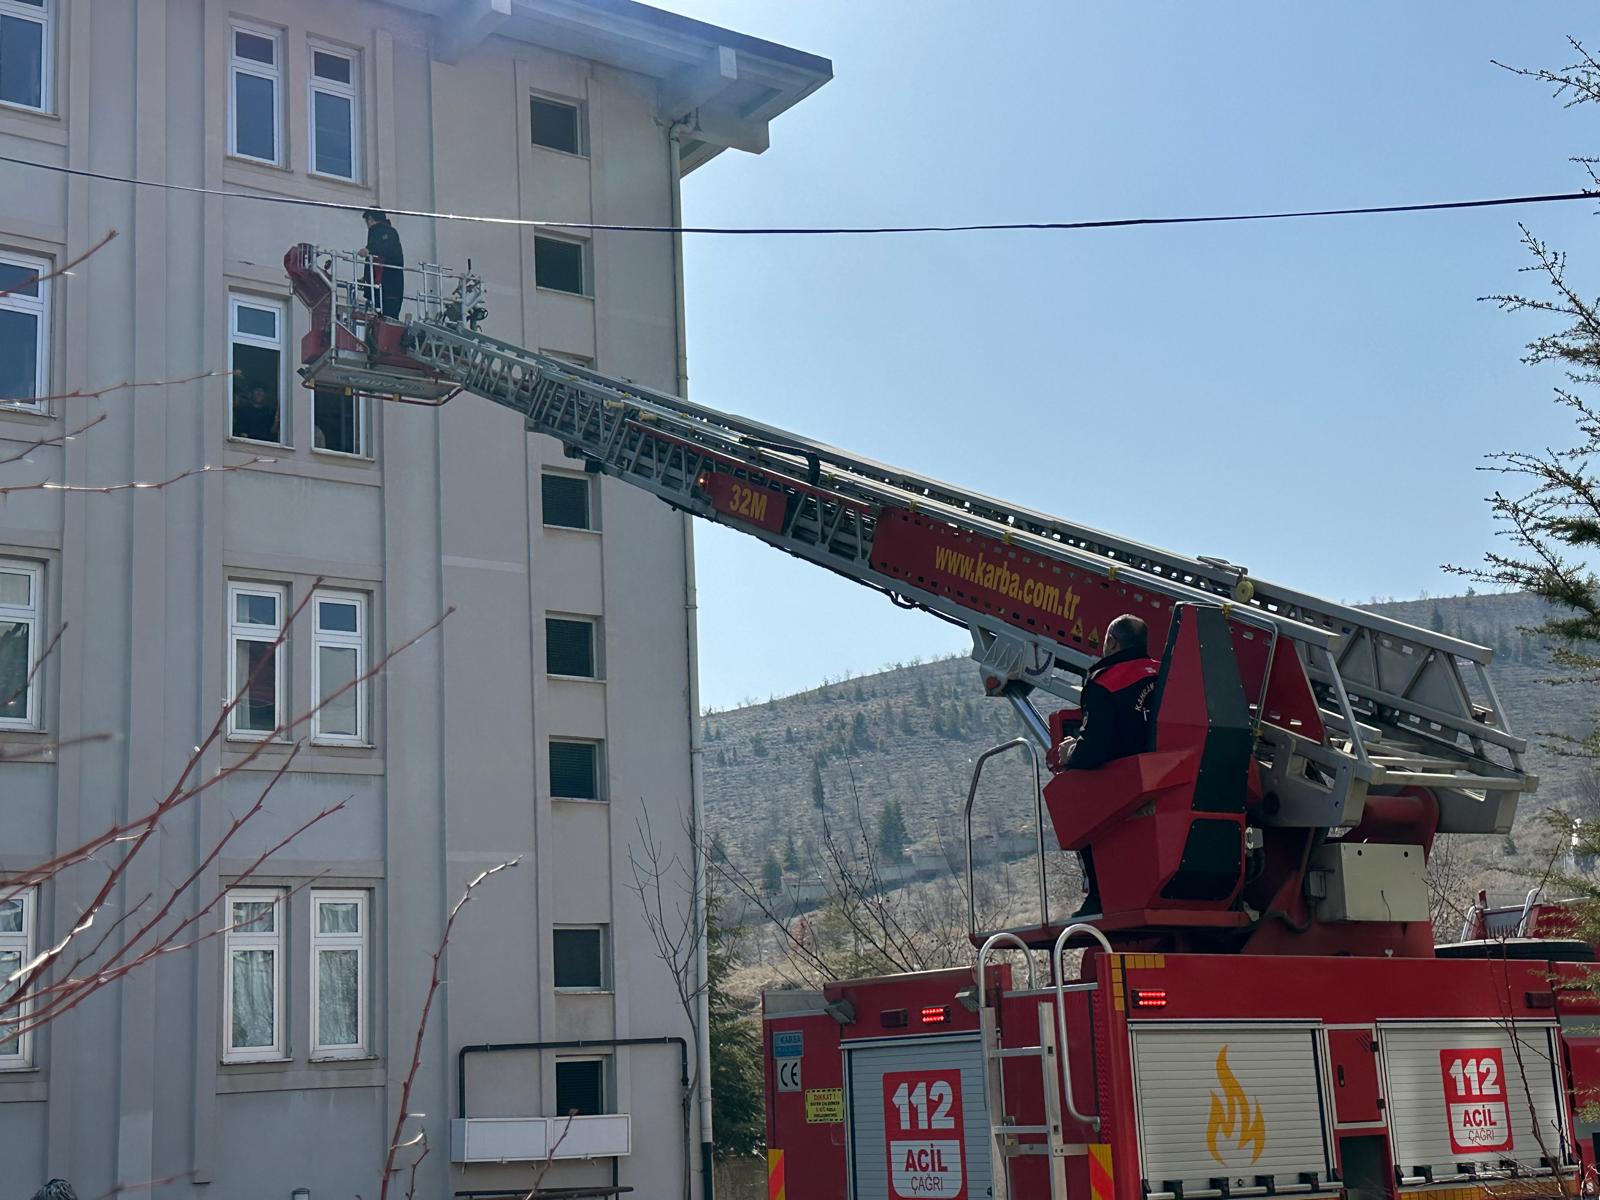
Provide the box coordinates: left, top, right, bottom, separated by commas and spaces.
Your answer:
1206, 1047, 1266, 1166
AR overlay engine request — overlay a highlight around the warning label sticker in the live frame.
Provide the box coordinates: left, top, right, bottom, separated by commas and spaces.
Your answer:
1439, 1048, 1512, 1154
882, 1069, 967, 1200
806, 1088, 844, 1124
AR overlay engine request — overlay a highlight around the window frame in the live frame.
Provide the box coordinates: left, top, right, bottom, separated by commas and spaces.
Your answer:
223, 888, 284, 1063
228, 21, 284, 166
0, 248, 50, 413
307, 42, 360, 182
540, 471, 593, 532
529, 92, 585, 157
533, 234, 589, 297
549, 737, 604, 802
552, 924, 610, 993
545, 614, 598, 680
227, 581, 285, 740
311, 589, 366, 746
312, 387, 368, 458
309, 889, 368, 1060
0, 0, 52, 114
0, 884, 35, 1070
0, 557, 41, 731
554, 1054, 609, 1117
228, 294, 286, 445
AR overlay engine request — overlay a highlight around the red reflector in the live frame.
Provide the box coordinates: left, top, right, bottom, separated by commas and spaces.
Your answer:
1133, 989, 1168, 1009
920, 1006, 949, 1025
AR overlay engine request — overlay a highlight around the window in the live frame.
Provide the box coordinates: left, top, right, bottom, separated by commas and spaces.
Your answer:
0, 558, 39, 730
309, 46, 359, 180
541, 472, 591, 530
546, 616, 596, 679
313, 388, 365, 456
534, 236, 586, 295
229, 23, 281, 164
224, 889, 282, 1061
530, 95, 582, 155
555, 1057, 606, 1116
553, 926, 608, 991
311, 891, 367, 1058
312, 591, 365, 744
228, 583, 283, 737
549, 739, 601, 801
0, 0, 49, 112
0, 887, 34, 1069
230, 296, 284, 444
0, 249, 49, 412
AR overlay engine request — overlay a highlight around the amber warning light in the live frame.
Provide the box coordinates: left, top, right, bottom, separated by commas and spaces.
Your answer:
1132, 989, 1168, 1009
920, 1005, 950, 1025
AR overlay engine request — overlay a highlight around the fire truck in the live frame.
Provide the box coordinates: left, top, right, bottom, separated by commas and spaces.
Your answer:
287, 245, 1599, 1200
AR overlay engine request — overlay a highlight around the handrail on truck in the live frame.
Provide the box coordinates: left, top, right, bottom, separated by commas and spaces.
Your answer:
965, 737, 1050, 939
976, 931, 1038, 1009
1053, 922, 1114, 1133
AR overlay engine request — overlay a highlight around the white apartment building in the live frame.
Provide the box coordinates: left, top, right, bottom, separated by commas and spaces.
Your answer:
0, 1, 829, 1195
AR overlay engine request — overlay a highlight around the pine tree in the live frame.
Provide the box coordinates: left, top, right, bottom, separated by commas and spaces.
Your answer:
1429, 605, 1446, 633
707, 897, 764, 1159
783, 831, 799, 871
708, 832, 729, 865
810, 759, 826, 810
876, 798, 909, 861
761, 849, 783, 896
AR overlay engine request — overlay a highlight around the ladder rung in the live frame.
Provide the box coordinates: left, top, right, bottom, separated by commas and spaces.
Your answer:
993, 1124, 1053, 1136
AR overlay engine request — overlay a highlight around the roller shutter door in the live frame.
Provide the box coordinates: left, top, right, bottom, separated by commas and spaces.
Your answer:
1129, 1022, 1334, 1193
1379, 1021, 1567, 1176
846, 1034, 992, 1199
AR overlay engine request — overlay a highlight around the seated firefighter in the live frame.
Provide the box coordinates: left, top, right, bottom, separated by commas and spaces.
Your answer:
1058, 613, 1161, 917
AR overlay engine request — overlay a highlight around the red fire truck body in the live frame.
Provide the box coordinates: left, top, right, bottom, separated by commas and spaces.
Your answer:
766, 954, 1600, 1200
283, 247, 1594, 1200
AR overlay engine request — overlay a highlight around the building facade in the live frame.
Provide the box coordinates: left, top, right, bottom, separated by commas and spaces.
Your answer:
0, 1, 828, 1195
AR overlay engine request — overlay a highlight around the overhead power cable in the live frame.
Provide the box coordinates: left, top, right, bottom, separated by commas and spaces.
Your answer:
0, 151, 1593, 235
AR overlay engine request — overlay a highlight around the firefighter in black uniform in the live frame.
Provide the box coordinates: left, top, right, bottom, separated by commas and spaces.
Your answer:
1059, 613, 1162, 917
360, 209, 405, 318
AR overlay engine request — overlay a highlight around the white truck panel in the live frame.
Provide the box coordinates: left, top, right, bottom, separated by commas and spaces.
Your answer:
1130, 1022, 1334, 1192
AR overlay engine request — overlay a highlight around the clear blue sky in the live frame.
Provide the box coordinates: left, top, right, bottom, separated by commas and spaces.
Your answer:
655, 2, 1595, 711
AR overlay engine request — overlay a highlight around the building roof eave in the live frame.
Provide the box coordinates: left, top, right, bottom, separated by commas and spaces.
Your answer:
405, 0, 833, 174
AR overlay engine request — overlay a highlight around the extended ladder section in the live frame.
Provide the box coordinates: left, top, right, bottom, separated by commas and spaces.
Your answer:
288, 247, 1535, 836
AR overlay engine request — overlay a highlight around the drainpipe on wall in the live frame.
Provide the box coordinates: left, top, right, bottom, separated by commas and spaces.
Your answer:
668, 114, 716, 1200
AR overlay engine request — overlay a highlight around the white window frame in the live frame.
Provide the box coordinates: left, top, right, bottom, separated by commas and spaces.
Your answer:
307, 42, 360, 182
0, 557, 41, 731
0, 0, 51, 114
228, 21, 283, 165
228, 294, 286, 444
540, 470, 594, 532
223, 888, 283, 1063
533, 235, 590, 297
553, 924, 610, 993
311, 589, 366, 745
549, 737, 604, 802
529, 92, 586, 157
310, 889, 367, 1059
554, 1054, 609, 1116
0, 248, 50, 413
0, 885, 36, 1070
312, 388, 368, 458
227, 582, 285, 740
545, 614, 598, 680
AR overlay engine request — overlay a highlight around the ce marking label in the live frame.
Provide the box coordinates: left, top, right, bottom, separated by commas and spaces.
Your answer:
777, 1057, 803, 1092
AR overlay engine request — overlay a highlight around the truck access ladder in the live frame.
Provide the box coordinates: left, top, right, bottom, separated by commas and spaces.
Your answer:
286, 245, 1535, 839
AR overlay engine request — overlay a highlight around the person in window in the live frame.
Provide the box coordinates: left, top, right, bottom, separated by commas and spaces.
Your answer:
1058, 613, 1161, 917
233, 385, 279, 443
359, 209, 405, 319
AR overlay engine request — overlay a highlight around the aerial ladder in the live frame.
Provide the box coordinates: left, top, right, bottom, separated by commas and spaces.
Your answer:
287, 246, 1590, 1200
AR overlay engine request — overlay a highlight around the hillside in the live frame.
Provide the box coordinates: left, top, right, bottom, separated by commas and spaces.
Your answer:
701, 592, 1596, 905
